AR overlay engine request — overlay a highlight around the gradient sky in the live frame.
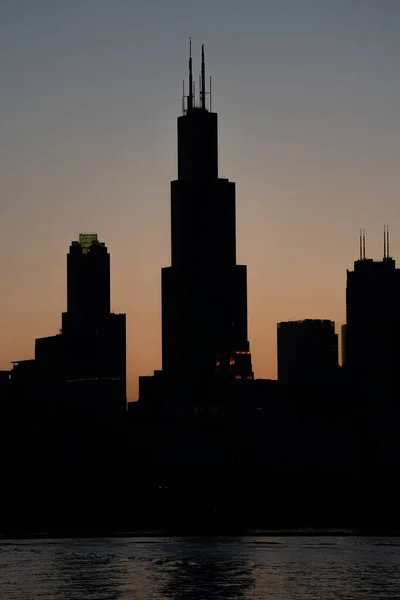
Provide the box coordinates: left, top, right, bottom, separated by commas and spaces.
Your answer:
1, 0, 400, 401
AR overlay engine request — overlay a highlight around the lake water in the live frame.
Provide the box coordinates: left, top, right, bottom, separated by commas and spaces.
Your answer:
0, 536, 399, 599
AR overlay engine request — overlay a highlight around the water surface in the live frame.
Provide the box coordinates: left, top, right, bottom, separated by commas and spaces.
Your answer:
1, 536, 399, 599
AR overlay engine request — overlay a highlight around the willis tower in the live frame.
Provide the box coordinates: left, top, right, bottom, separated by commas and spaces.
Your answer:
161, 45, 253, 384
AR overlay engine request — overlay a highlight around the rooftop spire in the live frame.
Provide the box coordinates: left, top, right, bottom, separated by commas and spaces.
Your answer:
387, 226, 390, 258
384, 224, 390, 259
384, 225, 387, 259
188, 38, 194, 111
201, 44, 206, 110
359, 229, 366, 260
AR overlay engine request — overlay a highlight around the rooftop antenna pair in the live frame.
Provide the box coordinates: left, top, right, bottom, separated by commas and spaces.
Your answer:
182, 39, 212, 114
358, 226, 391, 260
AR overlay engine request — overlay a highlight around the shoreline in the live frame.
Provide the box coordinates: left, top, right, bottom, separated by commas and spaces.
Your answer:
1, 528, 399, 540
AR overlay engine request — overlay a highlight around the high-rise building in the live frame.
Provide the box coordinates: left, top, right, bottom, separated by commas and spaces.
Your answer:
345, 229, 400, 394
61, 233, 126, 417
161, 45, 253, 383
10, 234, 126, 426
66, 233, 110, 319
277, 320, 339, 384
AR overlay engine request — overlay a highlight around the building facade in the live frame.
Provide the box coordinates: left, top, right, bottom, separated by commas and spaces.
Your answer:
345, 245, 400, 395
161, 46, 253, 385
277, 319, 339, 384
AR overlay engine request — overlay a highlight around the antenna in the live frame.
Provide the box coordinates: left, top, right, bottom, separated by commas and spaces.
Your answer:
188, 38, 193, 111
209, 75, 212, 112
201, 44, 206, 110
363, 229, 366, 259
384, 225, 387, 259
359, 229, 362, 260
387, 225, 390, 258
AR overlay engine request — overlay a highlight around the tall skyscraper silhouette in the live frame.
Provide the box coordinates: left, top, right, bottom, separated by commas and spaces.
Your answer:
161, 44, 253, 383
345, 228, 400, 397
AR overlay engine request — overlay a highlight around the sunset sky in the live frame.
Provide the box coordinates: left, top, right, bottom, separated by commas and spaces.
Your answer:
1, 1, 400, 401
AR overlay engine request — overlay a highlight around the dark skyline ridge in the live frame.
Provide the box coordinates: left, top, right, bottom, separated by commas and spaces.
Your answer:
2, 34, 400, 535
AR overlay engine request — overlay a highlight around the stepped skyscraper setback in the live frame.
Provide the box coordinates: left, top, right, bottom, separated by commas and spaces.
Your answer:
161, 44, 253, 383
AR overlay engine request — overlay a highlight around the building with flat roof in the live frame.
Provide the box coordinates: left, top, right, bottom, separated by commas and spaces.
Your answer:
345, 229, 400, 396
277, 319, 338, 384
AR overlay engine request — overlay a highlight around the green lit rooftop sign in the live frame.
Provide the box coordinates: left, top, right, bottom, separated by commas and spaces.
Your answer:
79, 233, 105, 254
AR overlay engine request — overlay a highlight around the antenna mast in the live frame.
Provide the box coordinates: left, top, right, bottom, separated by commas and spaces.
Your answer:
188, 38, 193, 111
201, 44, 206, 109
384, 225, 387, 258
183, 42, 212, 112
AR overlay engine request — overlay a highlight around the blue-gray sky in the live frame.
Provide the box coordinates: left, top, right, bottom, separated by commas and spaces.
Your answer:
1, 0, 400, 400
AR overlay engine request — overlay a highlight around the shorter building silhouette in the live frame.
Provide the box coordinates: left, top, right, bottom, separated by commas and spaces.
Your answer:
9, 233, 126, 428
345, 229, 400, 398
65, 233, 110, 319
61, 234, 126, 419
277, 319, 339, 384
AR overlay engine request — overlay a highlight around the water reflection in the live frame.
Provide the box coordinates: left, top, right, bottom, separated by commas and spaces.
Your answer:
53, 540, 122, 600
3, 536, 400, 599
156, 538, 254, 600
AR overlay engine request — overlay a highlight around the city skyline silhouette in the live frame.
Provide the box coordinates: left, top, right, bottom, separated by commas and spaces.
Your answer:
1, 2, 400, 403
2, 11, 400, 535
